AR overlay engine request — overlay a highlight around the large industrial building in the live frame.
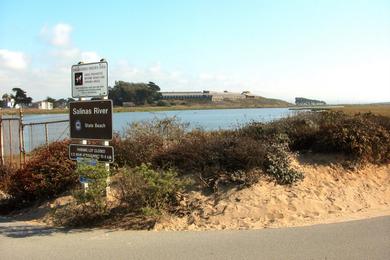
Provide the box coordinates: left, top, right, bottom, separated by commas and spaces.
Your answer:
161, 90, 255, 102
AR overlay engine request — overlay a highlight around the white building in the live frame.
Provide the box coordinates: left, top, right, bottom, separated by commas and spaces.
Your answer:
209, 91, 246, 102
161, 90, 254, 102
2, 98, 15, 108
37, 101, 53, 110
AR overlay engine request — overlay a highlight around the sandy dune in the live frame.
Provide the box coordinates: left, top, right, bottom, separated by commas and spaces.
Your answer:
155, 155, 390, 231
5, 154, 390, 231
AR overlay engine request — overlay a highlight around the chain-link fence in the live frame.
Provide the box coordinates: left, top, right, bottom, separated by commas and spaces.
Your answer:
0, 113, 69, 168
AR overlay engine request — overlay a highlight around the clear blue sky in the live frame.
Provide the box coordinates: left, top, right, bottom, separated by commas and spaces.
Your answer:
1, 0, 389, 103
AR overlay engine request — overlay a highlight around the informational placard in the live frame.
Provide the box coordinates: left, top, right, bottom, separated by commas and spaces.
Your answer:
69, 144, 114, 163
71, 61, 108, 98
69, 100, 113, 140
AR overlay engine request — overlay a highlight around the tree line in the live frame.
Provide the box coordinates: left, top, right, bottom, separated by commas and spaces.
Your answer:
1, 88, 33, 108
108, 81, 162, 106
1, 81, 163, 108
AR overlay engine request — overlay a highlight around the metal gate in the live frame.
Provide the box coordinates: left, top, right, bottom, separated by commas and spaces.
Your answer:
0, 110, 69, 168
0, 115, 23, 167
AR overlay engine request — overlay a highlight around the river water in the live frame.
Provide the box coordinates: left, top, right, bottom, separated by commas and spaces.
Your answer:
24, 107, 294, 131
20, 108, 295, 152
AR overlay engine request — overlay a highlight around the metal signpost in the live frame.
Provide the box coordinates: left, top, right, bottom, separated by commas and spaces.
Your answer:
69, 60, 113, 194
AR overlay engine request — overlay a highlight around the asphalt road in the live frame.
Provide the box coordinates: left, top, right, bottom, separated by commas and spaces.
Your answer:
1, 216, 389, 260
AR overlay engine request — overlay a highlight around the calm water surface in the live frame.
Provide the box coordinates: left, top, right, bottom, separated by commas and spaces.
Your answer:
19, 108, 295, 152
23, 107, 295, 131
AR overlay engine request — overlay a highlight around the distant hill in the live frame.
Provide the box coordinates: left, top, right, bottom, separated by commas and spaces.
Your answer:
209, 96, 293, 107
163, 94, 292, 108
295, 97, 326, 106
251, 96, 292, 107
188, 96, 292, 107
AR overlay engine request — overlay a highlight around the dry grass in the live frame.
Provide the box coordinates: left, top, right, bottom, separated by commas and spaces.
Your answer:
0, 108, 67, 116
331, 104, 390, 117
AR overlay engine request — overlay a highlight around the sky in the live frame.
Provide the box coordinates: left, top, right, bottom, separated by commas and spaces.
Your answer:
0, 0, 389, 104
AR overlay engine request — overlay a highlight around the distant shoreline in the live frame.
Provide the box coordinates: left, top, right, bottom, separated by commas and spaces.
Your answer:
0, 104, 290, 116
289, 105, 345, 111
1, 103, 389, 117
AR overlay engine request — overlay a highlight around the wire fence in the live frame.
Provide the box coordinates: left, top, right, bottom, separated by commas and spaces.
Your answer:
0, 112, 69, 168
23, 120, 69, 153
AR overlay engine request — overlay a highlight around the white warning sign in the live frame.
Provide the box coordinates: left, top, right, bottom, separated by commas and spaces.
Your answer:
71, 61, 108, 98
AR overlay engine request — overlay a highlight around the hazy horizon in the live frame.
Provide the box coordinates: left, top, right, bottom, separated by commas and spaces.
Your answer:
1, 0, 389, 104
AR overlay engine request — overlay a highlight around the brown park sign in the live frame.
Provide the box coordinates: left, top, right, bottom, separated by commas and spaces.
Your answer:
69, 144, 114, 162
69, 100, 113, 140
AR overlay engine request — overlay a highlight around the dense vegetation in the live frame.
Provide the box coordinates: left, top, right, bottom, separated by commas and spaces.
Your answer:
295, 97, 326, 106
1, 81, 162, 108
0, 141, 76, 212
1, 111, 389, 227
263, 112, 390, 164
108, 81, 161, 106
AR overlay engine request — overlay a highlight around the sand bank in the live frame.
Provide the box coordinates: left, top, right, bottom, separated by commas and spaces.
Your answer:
156, 156, 390, 231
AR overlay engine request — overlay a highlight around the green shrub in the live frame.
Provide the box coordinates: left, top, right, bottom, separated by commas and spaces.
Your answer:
73, 159, 110, 203
264, 143, 304, 185
52, 161, 109, 227
114, 163, 187, 212
53, 163, 186, 227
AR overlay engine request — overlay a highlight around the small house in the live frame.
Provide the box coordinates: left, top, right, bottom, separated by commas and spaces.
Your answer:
37, 101, 53, 110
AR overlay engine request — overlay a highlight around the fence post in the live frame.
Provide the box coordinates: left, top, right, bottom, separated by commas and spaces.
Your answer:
8, 117, 12, 166
29, 124, 33, 153
19, 108, 24, 167
45, 123, 49, 146
21, 123, 26, 165
0, 115, 3, 166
